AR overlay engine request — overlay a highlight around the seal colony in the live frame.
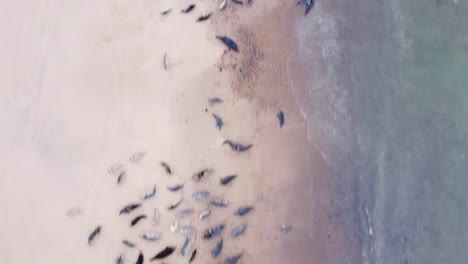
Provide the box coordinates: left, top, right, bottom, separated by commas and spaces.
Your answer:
89, 152, 257, 263
76, 0, 315, 262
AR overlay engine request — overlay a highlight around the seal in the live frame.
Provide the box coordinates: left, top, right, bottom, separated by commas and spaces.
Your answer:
160, 8, 172, 15
152, 208, 160, 225
216, 35, 239, 52
122, 239, 136, 248
177, 208, 195, 218
189, 249, 197, 263
117, 171, 126, 184
220, 175, 237, 185
151, 246, 176, 260
231, 224, 247, 238
203, 224, 225, 239
197, 13, 212, 22
142, 185, 156, 200
305, 0, 314, 15
219, 0, 227, 10
193, 191, 210, 200
88, 225, 101, 245
167, 184, 184, 192
130, 215, 147, 227
129, 152, 146, 163
212, 239, 223, 257
180, 237, 191, 256
225, 254, 242, 264
119, 203, 141, 215
141, 232, 161, 241
277, 110, 285, 127
160, 161, 172, 175
223, 140, 253, 152
168, 198, 183, 210
234, 206, 254, 216
179, 225, 196, 234
297, 0, 314, 15
170, 220, 178, 233
210, 199, 229, 207
199, 209, 211, 220
181, 4, 195, 13
212, 113, 224, 130
192, 169, 213, 181
209, 97, 223, 106
163, 53, 169, 70
136, 251, 144, 264
116, 254, 124, 264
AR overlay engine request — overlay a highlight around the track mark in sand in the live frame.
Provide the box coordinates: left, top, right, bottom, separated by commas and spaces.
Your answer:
29, 0, 63, 143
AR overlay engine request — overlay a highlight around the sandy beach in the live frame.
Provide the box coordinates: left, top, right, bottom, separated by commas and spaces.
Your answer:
0, 0, 343, 263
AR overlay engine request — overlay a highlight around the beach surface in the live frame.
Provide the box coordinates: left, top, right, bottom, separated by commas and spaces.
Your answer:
0, 0, 340, 263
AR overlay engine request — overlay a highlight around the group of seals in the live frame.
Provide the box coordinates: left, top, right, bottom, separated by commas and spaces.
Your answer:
80, 0, 296, 262
85, 151, 255, 264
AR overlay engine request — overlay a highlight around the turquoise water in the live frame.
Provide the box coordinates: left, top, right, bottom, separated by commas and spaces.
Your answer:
288, 0, 468, 263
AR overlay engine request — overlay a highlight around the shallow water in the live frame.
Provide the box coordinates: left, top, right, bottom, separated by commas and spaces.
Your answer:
288, 0, 468, 263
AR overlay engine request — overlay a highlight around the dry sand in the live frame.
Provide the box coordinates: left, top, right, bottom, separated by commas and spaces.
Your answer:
0, 0, 335, 263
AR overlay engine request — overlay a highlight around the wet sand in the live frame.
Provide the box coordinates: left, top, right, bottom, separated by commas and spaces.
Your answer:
0, 0, 349, 263
218, 1, 357, 263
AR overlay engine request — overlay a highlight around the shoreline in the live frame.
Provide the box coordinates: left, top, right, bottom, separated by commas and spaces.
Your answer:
281, 2, 365, 263
208, 1, 358, 263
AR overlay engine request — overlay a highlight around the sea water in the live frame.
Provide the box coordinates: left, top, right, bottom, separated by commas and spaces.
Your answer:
288, 0, 468, 263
